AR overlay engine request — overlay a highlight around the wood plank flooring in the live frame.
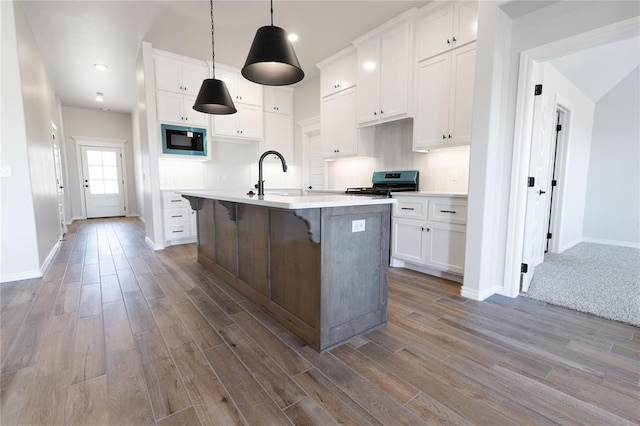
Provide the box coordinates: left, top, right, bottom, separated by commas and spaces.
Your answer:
1, 217, 639, 425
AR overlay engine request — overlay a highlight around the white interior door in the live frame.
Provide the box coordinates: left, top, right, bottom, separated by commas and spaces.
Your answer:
52, 142, 67, 234
521, 87, 552, 292
81, 146, 125, 218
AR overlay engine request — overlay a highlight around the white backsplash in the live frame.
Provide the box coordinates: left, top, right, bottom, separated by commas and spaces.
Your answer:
327, 119, 469, 193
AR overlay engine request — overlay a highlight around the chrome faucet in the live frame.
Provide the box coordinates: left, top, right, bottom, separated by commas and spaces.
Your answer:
257, 150, 288, 196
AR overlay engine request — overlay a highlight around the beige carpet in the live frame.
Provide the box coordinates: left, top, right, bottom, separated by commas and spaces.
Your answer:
526, 242, 640, 326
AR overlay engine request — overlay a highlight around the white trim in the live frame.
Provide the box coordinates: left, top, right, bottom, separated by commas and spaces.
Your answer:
298, 116, 320, 135
504, 18, 640, 299
390, 262, 464, 284
581, 238, 640, 250
126, 213, 140, 218
461, 284, 502, 301
145, 236, 164, 251
74, 138, 129, 218
0, 240, 61, 283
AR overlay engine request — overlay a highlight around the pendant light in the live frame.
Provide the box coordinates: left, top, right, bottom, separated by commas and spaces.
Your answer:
241, 0, 304, 86
193, 0, 237, 114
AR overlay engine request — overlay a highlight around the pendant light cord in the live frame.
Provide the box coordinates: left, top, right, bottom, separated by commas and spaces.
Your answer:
270, 0, 273, 26
210, 0, 216, 78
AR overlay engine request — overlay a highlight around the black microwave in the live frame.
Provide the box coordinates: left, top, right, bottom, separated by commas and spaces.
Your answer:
161, 124, 207, 156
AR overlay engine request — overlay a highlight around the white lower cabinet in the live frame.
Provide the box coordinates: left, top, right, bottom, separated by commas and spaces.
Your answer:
391, 195, 467, 278
163, 192, 197, 245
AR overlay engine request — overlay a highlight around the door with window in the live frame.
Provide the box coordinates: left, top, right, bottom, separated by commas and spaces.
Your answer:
81, 147, 125, 218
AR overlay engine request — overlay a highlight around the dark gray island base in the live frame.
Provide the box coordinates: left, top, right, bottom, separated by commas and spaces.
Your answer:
184, 195, 392, 352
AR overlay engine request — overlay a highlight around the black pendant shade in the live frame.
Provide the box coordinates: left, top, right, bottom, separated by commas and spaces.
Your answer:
242, 25, 304, 86
193, 0, 237, 115
193, 78, 237, 114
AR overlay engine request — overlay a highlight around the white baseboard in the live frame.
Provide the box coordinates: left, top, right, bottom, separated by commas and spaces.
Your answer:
389, 258, 463, 284
126, 213, 140, 218
460, 284, 502, 301
0, 239, 61, 283
145, 236, 164, 251
72, 215, 86, 221
581, 237, 640, 249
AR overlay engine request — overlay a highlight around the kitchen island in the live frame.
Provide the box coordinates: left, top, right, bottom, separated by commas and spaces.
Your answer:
178, 190, 395, 351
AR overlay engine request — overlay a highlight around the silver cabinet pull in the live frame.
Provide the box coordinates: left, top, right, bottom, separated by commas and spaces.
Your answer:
440, 210, 456, 214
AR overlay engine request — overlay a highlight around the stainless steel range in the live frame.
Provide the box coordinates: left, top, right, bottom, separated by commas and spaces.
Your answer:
346, 170, 419, 197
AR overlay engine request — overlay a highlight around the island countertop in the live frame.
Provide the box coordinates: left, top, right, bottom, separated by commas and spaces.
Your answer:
176, 189, 396, 210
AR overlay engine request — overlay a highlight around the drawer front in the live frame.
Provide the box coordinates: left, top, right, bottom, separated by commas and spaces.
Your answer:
164, 208, 190, 225
393, 197, 428, 220
165, 223, 190, 239
163, 192, 190, 209
428, 198, 467, 224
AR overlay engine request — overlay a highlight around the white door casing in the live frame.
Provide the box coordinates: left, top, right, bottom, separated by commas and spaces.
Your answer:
521, 86, 552, 292
53, 142, 67, 235
81, 146, 125, 218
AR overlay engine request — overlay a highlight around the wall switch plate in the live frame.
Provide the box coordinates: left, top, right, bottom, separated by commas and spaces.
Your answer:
352, 219, 365, 233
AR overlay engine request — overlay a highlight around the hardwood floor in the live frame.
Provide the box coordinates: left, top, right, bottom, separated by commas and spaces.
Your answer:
1, 217, 639, 425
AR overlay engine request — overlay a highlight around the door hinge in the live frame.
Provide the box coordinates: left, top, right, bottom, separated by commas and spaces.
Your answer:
547, 232, 552, 240
556, 124, 562, 131
528, 177, 535, 187
551, 179, 557, 187
521, 263, 529, 273
534, 84, 543, 96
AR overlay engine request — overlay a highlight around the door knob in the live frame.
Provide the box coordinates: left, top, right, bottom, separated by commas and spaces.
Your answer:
539, 190, 546, 195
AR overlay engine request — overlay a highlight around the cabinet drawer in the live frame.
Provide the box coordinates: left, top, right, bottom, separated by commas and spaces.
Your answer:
428, 198, 467, 224
163, 193, 189, 208
164, 208, 190, 225
393, 197, 428, 220
165, 223, 190, 239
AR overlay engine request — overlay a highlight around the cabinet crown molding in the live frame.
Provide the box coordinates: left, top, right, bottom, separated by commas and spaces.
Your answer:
315, 45, 356, 69
351, 7, 417, 46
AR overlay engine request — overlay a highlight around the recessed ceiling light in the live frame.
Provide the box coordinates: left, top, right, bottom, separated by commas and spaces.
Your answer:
95, 92, 104, 102
288, 33, 299, 43
94, 63, 108, 71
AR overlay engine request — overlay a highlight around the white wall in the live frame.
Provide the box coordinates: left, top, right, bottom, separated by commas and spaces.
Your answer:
327, 119, 470, 193
583, 67, 640, 245
1, 1, 63, 282
1, 0, 40, 282
463, 0, 640, 299
62, 106, 137, 219
542, 63, 595, 252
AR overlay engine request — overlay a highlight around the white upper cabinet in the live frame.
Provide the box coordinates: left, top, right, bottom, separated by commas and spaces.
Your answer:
261, 87, 294, 162
154, 51, 209, 125
317, 47, 358, 98
413, 42, 476, 151
215, 64, 263, 107
353, 9, 415, 126
416, 1, 478, 62
263, 86, 293, 115
155, 54, 207, 96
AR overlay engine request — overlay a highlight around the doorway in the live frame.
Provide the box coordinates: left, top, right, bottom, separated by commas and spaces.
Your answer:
80, 146, 125, 218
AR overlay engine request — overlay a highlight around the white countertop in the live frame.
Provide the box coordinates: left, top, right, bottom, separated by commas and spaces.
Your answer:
391, 191, 468, 198
177, 189, 396, 210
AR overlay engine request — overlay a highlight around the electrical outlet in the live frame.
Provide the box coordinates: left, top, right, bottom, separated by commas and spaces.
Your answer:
450, 170, 459, 181
352, 219, 365, 233
0, 167, 12, 178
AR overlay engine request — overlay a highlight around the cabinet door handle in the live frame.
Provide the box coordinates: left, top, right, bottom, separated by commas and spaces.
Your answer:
539, 190, 546, 195
446, 39, 450, 45
380, 110, 384, 114
172, 230, 184, 233
448, 134, 451, 138
442, 134, 446, 139
170, 200, 181, 203
171, 215, 183, 218
421, 227, 425, 231
374, 111, 377, 116
401, 207, 415, 210
452, 36, 457, 43
440, 210, 456, 214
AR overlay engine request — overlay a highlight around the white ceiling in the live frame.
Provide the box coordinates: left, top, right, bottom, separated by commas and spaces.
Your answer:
549, 36, 640, 102
20, 0, 428, 113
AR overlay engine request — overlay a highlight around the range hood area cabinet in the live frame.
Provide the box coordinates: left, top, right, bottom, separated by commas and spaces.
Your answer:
154, 51, 209, 126
212, 64, 264, 141
352, 8, 416, 127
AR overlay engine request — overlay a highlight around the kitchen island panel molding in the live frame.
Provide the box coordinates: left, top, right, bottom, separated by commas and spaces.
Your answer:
186, 194, 394, 351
